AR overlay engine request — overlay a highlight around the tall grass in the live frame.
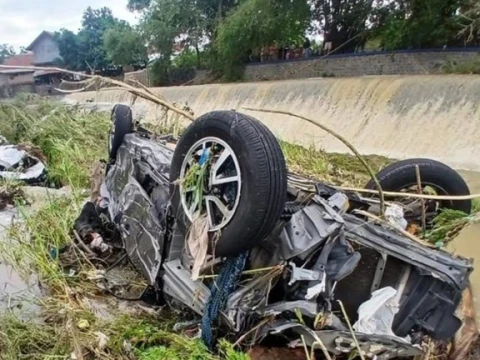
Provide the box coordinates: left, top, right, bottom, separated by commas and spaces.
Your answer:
0, 95, 110, 188
0, 96, 246, 360
280, 140, 392, 187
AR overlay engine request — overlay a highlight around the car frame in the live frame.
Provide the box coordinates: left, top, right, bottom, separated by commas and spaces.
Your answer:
78, 105, 474, 359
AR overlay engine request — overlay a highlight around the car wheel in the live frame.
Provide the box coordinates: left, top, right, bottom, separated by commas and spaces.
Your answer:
109, 104, 134, 162
365, 158, 472, 218
170, 111, 287, 257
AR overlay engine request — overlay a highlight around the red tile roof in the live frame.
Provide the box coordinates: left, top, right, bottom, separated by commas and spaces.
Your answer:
0, 54, 34, 75
3, 53, 34, 67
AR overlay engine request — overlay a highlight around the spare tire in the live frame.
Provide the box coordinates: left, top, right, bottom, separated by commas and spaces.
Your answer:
365, 158, 471, 214
170, 111, 287, 257
109, 104, 134, 161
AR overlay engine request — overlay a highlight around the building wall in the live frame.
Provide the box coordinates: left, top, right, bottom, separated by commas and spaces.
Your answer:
32, 36, 61, 65
123, 50, 480, 86
0, 84, 36, 98
0, 72, 34, 86
242, 50, 479, 82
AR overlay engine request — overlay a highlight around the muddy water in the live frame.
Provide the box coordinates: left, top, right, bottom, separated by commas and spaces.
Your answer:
0, 207, 40, 311
0, 187, 70, 311
459, 170, 480, 194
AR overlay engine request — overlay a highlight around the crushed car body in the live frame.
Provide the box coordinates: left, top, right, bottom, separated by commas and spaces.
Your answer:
77, 106, 474, 359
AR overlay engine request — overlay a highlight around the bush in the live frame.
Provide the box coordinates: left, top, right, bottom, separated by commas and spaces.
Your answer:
444, 55, 480, 74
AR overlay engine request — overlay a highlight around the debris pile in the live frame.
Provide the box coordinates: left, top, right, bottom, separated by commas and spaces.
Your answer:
68, 124, 475, 359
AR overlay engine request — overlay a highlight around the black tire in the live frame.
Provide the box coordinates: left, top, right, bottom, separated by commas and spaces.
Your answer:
170, 111, 287, 257
365, 158, 471, 214
109, 104, 134, 161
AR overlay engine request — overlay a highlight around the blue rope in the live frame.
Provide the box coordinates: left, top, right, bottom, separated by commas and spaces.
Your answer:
201, 251, 249, 349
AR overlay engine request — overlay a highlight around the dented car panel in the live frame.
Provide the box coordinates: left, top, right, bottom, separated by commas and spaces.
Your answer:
100, 134, 172, 284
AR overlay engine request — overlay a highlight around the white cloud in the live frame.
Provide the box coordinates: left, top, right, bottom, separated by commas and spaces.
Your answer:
0, 0, 139, 49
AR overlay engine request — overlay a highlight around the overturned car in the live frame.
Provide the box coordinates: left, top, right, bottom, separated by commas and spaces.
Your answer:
77, 104, 474, 359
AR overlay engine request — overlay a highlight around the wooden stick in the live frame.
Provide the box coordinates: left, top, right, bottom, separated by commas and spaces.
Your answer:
415, 165, 427, 232
233, 316, 274, 347
0, 64, 195, 122
243, 107, 385, 215
336, 185, 480, 201
73, 229, 97, 258
337, 300, 366, 360
353, 209, 436, 248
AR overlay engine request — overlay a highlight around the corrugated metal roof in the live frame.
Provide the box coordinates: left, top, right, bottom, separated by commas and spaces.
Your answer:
26, 31, 55, 51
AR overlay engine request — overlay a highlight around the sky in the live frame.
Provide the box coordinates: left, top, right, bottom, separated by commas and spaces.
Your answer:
0, 0, 139, 50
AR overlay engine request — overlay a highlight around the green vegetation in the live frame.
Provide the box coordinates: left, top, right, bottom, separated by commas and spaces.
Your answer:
0, 95, 109, 188
444, 55, 480, 74
280, 140, 392, 187
4, 0, 479, 80
425, 208, 478, 245
0, 97, 247, 359
0, 43, 15, 64
54, 7, 147, 71
104, 22, 149, 68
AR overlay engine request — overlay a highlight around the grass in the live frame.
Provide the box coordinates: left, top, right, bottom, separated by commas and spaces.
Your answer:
444, 55, 480, 75
280, 140, 392, 187
0, 94, 110, 188
0, 179, 25, 210
0, 96, 246, 360
424, 208, 480, 246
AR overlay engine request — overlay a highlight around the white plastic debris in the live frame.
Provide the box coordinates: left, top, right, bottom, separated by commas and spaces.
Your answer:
385, 204, 408, 230
95, 331, 110, 350
188, 212, 210, 281
90, 233, 110, 253
0, 145, 46, 182
305, 272, 327, 300
353, 286, 408, 341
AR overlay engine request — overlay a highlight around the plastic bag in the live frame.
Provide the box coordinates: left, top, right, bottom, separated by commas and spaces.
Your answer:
353, 286, 408, 341
385, 204, 408, 230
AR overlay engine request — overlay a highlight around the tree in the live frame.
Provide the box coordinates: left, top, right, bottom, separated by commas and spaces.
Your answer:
78, 7, 118, 71
215, 0, 311, 80
139, 0, 210, 57
132, 0, 215, 83
311, 0, 374, 52
458, 0, 480, 45
55, 7, 123, 71
0, 44, 15, 64
104, 23, 148, 67
373, 0, 469, 50
54, 30, 82, 70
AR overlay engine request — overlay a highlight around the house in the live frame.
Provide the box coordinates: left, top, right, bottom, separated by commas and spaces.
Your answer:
0, 53, 35, 86
26, 31, 61, 66
26, 31, 64, 87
